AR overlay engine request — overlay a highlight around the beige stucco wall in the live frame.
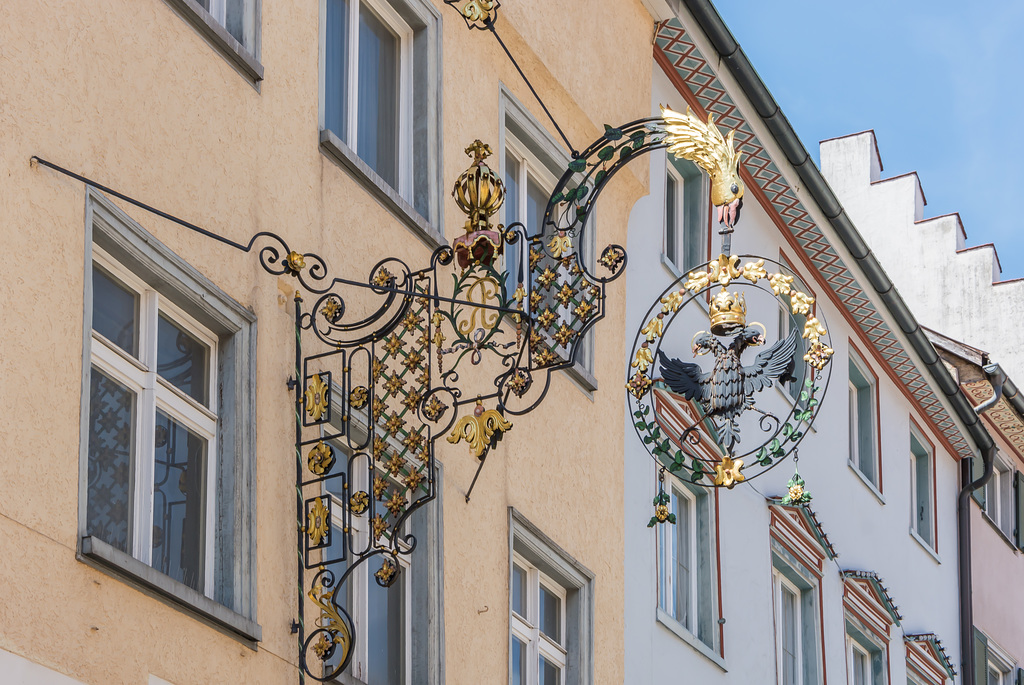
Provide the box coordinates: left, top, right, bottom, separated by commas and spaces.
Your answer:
0, 0, 655, 682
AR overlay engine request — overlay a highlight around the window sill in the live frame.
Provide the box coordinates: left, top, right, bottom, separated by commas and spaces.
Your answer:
79, 536, 261, 645
564, 359, 598, 395
847, 461, 885, 504
980, 511, 1019, 552
656, 607, 727, 672
319, 129, 446, 251
162, 0, 264, 84
909, 528, 941, 564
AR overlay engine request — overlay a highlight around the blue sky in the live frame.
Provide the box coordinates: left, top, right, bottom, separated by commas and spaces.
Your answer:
715, 0, 1024, 279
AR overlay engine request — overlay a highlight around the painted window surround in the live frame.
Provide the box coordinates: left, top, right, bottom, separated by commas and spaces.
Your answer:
909, 419, 939, 559
848, 342, 884, 501
318, 0, 444, 249
162, 0, 263, 84
78, 190, 259, 644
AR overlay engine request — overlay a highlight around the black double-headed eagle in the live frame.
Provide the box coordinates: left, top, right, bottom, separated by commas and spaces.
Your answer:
657, 326, 798, 450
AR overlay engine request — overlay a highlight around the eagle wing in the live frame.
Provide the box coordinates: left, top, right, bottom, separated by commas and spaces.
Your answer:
742, 328, 799, 395
657, 349, 711, 402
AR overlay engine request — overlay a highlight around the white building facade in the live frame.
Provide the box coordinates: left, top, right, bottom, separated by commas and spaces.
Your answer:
622, 3, 983, 683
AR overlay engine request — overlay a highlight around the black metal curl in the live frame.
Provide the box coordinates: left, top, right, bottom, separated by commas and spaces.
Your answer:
300, 566, 357, 682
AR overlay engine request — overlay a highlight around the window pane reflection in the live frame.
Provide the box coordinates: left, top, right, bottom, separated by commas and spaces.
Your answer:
325, 0, 350, 138
367, 563, 403, 685
539, 585, 561, 643
87, 368, 136, 553
158, 314, 210, 406
93, 266, 138, 356
357, 3, 399, 188
153, 410, 207, 591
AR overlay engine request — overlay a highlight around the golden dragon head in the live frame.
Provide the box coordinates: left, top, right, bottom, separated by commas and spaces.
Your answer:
661, 105, 745, 227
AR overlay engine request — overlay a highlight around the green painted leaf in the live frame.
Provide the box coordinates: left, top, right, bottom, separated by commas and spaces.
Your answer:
595, 169, 607, 185
808, 399, 819, 407
576, 185, 589, 200
619, 145, 633, 159
800, 391, 809, 402
568, 159, 587, 173
550, 192, 564, 204
634, 411, 645, 419
805, 378, 814, 387
630, 130, 646, 141
782, 423, 793, 436
691, 471, 704, 483
597, 145, 615, 161
603, 124, 623, 140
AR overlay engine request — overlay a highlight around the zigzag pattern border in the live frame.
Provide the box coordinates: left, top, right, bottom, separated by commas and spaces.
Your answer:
655, 20, 970, 458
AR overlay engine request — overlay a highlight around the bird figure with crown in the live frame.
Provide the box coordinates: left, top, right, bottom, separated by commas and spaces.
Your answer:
656, 288, 798, 451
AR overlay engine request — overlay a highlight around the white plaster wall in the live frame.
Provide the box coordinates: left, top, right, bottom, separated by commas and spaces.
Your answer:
623, 63, 962, 684
821, 132, 1024, 383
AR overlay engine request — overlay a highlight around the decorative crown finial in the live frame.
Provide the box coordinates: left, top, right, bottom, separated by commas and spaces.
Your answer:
709, 288, 746, 336
465, 140, 493, 165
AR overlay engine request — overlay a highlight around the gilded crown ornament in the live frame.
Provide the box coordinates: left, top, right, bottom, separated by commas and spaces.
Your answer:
452, 140, 506, 268
709, 288, 747, 336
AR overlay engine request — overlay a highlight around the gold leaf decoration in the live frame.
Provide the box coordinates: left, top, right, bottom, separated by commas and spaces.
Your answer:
307, 497, 330, 546
446, 405, 513, 459
307, 441, 335, 476
304, 374, 330, 421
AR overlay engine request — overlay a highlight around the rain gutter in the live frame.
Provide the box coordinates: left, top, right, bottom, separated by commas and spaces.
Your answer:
676, 1, 996, 680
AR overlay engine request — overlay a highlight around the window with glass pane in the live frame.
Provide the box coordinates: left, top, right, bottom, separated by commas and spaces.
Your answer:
848, 354, 878, 486
664, 156, 707, 273
846, 627, 885, 685
195, 0, 257, 50
773, 572, 803, 685
87, 251, 218, 598
910, 431, 934, 546
325, 0, 409, 191
985, 455, 1015, 539
510, 555, 567, 685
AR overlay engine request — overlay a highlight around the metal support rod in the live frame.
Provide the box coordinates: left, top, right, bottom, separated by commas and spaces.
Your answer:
294, 293, 306, 685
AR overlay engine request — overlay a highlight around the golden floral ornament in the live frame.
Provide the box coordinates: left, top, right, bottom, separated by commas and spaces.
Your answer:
555, 282, 576, 308
631, 344, 654, 373
383, 334, 405, 357
422, 395, 448, 422
507, 369, 532, 397
372, 397, 386, 421
384, 411, 405, 435
312, 634, 332, 660
742, 259, 767, 283
529, 290, 543, 311
375, 558, 399, 586
533, 347, 559, 367
661, 288, 686, 313
654, 504, 670, 523
547, 233, 572, 259
304, 374, 330, 422
383, 374, 405, 396
307, 497, 330, 546
513, 284, 526, 306
402, 311, 423, 331
349, 491, 369, 515
321, 297, 343, 323
401, 388, 423, 412
348, 386, 368, 410
789, 290, 815, 316
599, 245, 625, 273
573, 300, 594, 321
285, 251, 306, 273
372, 267, 394, 288
713, 456, 745, 488
537, 308, 557, 331
403, 349, 424, 371
371, 514, 388, 541
307, 441, 335, 476
385, 452, 406, 476
402, 429, 424, 453
780, 470, 812, 505
537, 267, 558, 291
640, 315, 664, 342
372, 436, 388, 460
553, 323, 575, 348
805, 340, 834, 371
308, 583, 352, 664
446, 402, 513, 459
385, 491, 407, 517
373, 475, 388, 499
626, 371, 653, 399
405, 469, 426, 491
683, 269, 710, 294
768, 272, 794, 296
529, 247, 544, 270
709, 254, 742, 287
372, 358, 385, 381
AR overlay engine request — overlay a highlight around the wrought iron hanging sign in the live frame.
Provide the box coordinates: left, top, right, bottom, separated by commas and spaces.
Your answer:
624, 108, 834, 524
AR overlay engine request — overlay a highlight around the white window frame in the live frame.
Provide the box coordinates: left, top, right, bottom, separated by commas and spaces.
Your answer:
90, 247, 218, 597
844, 622, 886, 685
773, 570, 804, 685
658, 484, 698, 633
847, 637, 871, 685
848, 350, 880, 490
324, 0, 414, 199
985, 638, 1014, 685
909, 427, 935, 548
664, 162, 685, 269
985, 452, 1014, 540
510, 552, 568, 685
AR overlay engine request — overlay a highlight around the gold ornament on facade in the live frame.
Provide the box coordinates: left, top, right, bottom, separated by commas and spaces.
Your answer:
599, 245, 625, 273
789, 290, 815, 316
640, 316, 664, 342
684, 269, 710, 294
321, 297, 342, 323
383, 333, 405, 357
553, 323, 575, 348
372, 436, 388, 460
446, 402, 513, 458
402, 429, 424, 453
573, 300, 594, 321
768, 272, 794, 296
422, 395, 448, 422
713, 456, 746, 488
555, 283, 575, 308
372, 267, 393, 288
305, 374, 330, 421
401, 388, 423, 412
373, 475, 388, 499
372, 358, 385, 381
654, 504, 670, 523
384, 411, 405, 435
537, 308, 557, 331
307, 441, 335, 476
372, 397, 386, 421
741, 259, 767, 283
507, 369, 531, 397
285, 251, 306, 274
385, 491, 407, 517
348, 386, 368, 410
375, 558, 398, 585
402, 349, 424, 371
383, 374, 405, 396
453, 141, 504, 233
370, 515, 388, 541
805, 340, 834, 371
631, 345, 654, 373
405, 469, 426, 491
547, 234, 572, 259
307, 497, 330, 546
402, 311, 423, 330
710, 254, 742, 287
661, 289, 686, 313
537, 267, 557, 290
660, 106, 745, 225
308, 583, 353, 663
349, 491, 369, 515
709, 288, 747, 336
456, 276, 501, 335
626, 371, 653, 399
385, 453, 406, 476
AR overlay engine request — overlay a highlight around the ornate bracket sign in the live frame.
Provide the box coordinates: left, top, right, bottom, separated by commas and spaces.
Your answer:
624, 107, 834, 529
